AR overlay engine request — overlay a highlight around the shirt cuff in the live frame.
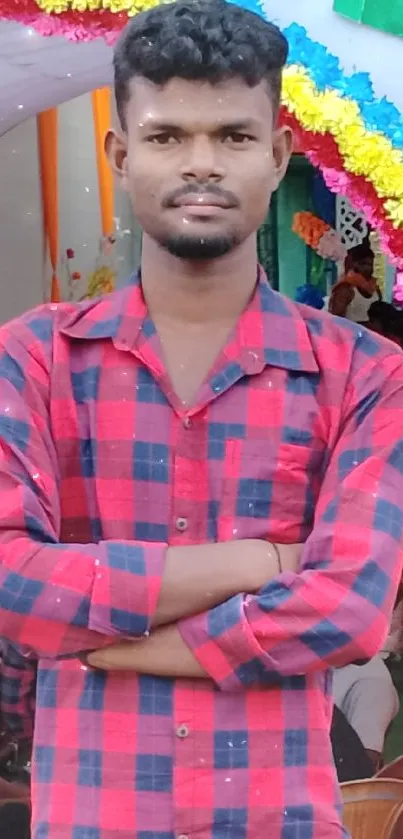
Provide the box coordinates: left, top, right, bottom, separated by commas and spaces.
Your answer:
90, 540, 166, 637
178, 594, 264, 691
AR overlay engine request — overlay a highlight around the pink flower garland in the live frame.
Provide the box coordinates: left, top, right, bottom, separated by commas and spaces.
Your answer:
0, 2, 123, 43
283, 110, 403, 270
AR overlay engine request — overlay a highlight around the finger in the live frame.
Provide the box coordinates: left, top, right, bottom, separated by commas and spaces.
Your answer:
86, 651, 113, 669
87, 648, 135, 670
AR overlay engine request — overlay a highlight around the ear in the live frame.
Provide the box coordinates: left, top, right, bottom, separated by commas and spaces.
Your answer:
271, 124, 293, 190
105, 129, 129, 192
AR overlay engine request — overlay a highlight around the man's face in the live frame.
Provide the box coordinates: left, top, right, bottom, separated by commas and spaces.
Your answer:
354, 255, 374, 279
107, 76, 292, 260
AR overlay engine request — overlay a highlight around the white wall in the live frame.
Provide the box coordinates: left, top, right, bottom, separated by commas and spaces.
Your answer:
0, 118, 43, 323
0, 91, 141, 325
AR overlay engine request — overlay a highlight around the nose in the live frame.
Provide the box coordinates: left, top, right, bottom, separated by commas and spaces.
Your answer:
180, 135, 224, 183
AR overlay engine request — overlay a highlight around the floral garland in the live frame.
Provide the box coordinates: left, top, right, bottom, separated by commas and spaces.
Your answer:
282, 66, 403, 227
394, 272, 403, 305
293, 211, 347, 263
36, 0, 144, 10
3, 0, 403, 266
284, 23, 403, 151
293, 212, 329, 250
282, 109, 403, 269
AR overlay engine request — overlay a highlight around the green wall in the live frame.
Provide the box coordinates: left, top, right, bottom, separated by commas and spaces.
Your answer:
276, 155, 313, 300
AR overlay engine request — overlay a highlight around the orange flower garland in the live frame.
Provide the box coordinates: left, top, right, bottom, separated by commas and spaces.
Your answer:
292, 212, 330, 249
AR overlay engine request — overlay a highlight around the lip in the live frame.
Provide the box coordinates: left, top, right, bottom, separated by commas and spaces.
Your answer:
177, 204, 228, 217
173, 194, 233, 209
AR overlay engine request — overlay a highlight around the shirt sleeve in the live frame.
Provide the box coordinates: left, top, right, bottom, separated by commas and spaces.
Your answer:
179, 351, 403, 691
0, 327, 166, 659
0, 640, 36, 744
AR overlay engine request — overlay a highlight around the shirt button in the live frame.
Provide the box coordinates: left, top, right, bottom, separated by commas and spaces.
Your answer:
175, 517, 188, 532
183, 416, 192, 429
176, 724, 189, 738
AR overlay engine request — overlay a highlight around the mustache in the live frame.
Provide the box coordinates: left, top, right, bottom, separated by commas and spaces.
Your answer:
162, 183, 239, 209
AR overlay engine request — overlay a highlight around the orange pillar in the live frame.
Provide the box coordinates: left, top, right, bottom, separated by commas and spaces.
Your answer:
37, 108, 60, 302
92, 88, 114, 237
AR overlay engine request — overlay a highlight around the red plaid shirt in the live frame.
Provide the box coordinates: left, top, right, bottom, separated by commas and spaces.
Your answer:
0, 272, 402, 839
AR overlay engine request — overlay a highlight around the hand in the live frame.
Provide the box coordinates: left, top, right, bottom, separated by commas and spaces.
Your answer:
85, 640, 147, 672
85, 625, 206, 678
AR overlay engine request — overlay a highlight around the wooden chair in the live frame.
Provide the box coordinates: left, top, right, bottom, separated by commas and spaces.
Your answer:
341, 778, 403, 839
376, 756, 403, 781
375, 760, 403, 838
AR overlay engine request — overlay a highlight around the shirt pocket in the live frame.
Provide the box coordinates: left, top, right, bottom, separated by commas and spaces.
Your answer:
218, 437, 325, 544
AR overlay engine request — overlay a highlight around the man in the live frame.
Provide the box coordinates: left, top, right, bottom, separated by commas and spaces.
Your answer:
367, 301, 403, 348
328, 241, 381, 322
0, 2, 402, 837
330, 706, 373, 783
0, 644, 33, 836
333, 656, 399, 773
0, 642, 35, 771
333, 597, 403, 773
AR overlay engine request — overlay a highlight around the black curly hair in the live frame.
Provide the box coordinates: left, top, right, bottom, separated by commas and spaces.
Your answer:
113, 0, 288, 128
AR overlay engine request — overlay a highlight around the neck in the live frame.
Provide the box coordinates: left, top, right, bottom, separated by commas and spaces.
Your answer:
140, 233, 258, 325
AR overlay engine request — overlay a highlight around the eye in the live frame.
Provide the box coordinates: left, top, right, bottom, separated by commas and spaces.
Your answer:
147, 132, 180, 145
224, 132, 254, 145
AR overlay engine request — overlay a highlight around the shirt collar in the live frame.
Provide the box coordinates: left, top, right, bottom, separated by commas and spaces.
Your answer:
59, 269, 318, 374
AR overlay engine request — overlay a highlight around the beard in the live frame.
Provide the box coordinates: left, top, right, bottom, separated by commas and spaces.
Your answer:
161, 231, 239, 260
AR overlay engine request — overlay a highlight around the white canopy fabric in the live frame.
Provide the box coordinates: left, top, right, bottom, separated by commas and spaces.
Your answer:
0, 20, 113, 135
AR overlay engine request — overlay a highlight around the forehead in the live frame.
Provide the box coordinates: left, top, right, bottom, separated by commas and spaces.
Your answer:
126, 76, 274, 129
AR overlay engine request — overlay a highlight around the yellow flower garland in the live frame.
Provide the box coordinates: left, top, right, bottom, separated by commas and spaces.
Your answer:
283, 66, 403, 225
35, 0, 158, 14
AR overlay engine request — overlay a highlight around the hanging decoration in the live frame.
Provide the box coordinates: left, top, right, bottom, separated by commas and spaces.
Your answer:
293, 212, 329, 250
63, 247, 81, 300
370, 230, 387, 297
335, 196, 368, 250
282, 109, 403, 271
393, 272, 403, 306
295, 283, 325, 310
293, 212, 347, 264
333, 0, 403, 39
37, 108, 60, 303
3, 0, 403, 266
281, 66, 403, 228
317, 229, 348, 263
85, 235, 117, 298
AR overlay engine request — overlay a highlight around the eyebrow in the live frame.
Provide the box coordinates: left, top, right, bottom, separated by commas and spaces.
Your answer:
139, 119, 261, 133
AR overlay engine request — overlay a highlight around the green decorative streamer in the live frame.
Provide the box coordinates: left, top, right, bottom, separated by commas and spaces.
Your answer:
333, 0, 403, 37
309, 251, 326, 293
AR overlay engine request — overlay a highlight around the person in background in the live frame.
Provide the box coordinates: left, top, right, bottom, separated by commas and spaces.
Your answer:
0, 641, 35, 781
333, 657, 399, 773
0, 802, 30, 839
0, 642, 33, 837
330, 705, 374, 783
367, 300, 403, 348
333, 598, 403, 774
0, 3, 403, 838
328, 241, 381, 322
